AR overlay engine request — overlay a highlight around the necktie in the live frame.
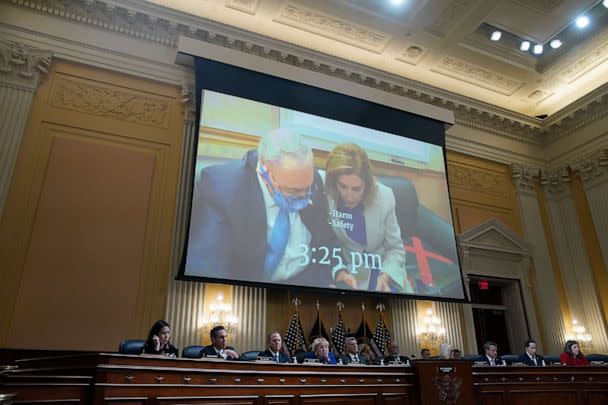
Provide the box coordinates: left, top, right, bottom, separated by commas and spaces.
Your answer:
265, 208, 290, 278
355, 355, 359, 363
533, 356, 537, 366
275, 353, 280, 363
490, 358, 495, 366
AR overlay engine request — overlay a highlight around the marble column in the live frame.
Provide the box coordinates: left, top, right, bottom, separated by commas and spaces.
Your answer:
511, 164, 566, 354
0, 39, 52, 218
570, 152, 608, 274
541, 168, 608, 353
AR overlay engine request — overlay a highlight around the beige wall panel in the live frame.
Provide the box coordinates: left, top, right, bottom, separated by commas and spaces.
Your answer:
0, 61, 184, 348
7, 134, 154, 349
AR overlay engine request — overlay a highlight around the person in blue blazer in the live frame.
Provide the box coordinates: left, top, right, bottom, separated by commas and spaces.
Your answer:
305, 337, 337, 364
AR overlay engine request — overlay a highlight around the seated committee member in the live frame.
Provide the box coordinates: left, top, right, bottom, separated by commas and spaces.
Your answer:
384, 342, 409, 363
199, 326, 240, 360
483, 341, 504, 366
341, 337, 370, 365
518, 338, 545, 366
421, 348, 431, 359
258, 331, 290, 363
305, 338, 337, 364
324, 143, 411, 293
186, 128, 345, 286
451, 349, 462, 360
560, 340, 590, 366
142, 320, 178, 357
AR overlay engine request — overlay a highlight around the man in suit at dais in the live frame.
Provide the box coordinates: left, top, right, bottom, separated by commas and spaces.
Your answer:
341, 336, 370, 365
199, 325, 240, 360
258, 331, 290, 363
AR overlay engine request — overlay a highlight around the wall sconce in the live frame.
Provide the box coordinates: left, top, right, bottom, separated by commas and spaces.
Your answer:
203, 293, 238, 335
569, 319, 592, 349
416, 307, 446, 350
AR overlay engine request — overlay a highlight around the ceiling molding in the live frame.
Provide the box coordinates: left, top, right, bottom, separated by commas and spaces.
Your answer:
424, 0, 481, 38
226, 0, 260, 15
6, 0, 608, 148
272, 2, 391, 54
512, 0, 565, 16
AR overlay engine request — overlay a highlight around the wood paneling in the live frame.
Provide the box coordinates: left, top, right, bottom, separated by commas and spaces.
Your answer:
0, 61, 185, 349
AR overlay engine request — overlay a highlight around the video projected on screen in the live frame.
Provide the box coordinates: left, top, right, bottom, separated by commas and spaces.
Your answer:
184, 90, 464, 299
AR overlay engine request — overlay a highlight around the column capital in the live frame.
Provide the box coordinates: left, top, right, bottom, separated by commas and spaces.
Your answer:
511, 163, 540, 196
570, 151, 608, 189
539, 167, 571, 197
0, 39, 52, 92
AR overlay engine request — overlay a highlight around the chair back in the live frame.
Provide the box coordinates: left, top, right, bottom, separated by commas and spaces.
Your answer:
241, 350, 261, 361
462, 354, 484, 362
543, 354, 561, 364
587, 354, 608, 363
118, 339, 145, 355
501, 354, 520, 365
182, 345, 206, 358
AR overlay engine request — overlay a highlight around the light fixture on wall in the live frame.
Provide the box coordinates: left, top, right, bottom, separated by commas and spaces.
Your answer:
569, 319, 592, 349
416, 307, 446, 350
203, 293, 238, 334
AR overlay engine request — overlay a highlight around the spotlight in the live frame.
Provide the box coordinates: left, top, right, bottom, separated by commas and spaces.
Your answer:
490, 30, 502, 41
550, 39, 562, 49
603, 0, 608, 8
533, 44, 543, 54
520, 41, 531, 51
575, 16, 589, 28
389, 0, 405, 5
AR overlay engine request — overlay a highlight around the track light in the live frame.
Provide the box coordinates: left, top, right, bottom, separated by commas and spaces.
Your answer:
520, 41, 530, 51
490, 30, 502, 41
576, 16, 589, 29
550, 39, 562, 49
533, 44, 543, 55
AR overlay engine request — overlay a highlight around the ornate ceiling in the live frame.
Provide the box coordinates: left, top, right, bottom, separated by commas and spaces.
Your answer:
144, 0, 608, 119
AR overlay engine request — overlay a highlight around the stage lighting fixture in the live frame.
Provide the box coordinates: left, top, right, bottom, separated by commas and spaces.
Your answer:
576, 16, 589, 28
520, 41, 530, 51
490, 30, 502, 41
550, 39, 562, 49
533, 44, 543, 54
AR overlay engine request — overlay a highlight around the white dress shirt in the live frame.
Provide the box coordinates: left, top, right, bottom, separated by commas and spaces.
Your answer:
256, 167, 311, 281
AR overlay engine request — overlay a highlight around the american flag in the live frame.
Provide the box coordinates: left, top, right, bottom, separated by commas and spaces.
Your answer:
284, 313, 307, 356
368, 318, 391, 361
331, 312, 346, 355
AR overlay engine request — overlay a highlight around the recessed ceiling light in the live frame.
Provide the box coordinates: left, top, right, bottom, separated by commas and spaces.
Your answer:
533, 44, 543, 54
550, 39, 562, 49
389, 0, 405, 5
520, 41, 531, 51
490, 30, 502, 41
575, 16, 590, 28
603, 0, 608, 8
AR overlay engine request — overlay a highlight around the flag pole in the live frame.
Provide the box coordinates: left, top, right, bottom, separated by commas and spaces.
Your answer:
362, 302, 369, 355
316, 299, 321, 339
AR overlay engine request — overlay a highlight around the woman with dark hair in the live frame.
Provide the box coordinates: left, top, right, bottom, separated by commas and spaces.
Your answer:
325, 143, 412, 292
143, 320, 178, 357
559, 340, 589, 366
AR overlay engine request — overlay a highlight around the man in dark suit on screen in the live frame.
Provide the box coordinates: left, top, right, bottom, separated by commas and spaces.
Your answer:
199, 325, 240, 360
258, 331, 290, 363
518, 338, 545, 366
186, 128, 347, 287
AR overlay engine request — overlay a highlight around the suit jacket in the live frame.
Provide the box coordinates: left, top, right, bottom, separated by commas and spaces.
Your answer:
328, 182, 409, 292
518, 352, 545, 366
340, 353, 370, 365
482, 355, 504, 366
258, 349, 290, 363
383, 354, 409, 364
186, 150, 340, 286
199, 345, 238, 360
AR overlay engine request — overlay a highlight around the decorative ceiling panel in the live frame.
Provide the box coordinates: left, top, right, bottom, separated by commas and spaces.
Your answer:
272, 2, 391, 53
